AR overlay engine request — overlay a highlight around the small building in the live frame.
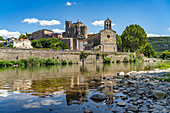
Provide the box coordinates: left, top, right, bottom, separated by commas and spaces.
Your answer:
13, 39, 33, 49
31, 29, 54, 40
7, 37, 17, 44
85, 18, 117, 52
54, 33, 62, 39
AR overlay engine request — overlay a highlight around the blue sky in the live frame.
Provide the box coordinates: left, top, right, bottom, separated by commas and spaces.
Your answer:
0, 0, 170, 38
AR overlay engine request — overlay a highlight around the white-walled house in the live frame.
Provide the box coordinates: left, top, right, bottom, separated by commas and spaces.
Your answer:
7, 37, 17, 44
13, 39, 33, 49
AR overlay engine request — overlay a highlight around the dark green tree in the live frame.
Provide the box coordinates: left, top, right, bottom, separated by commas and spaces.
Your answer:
116, 34, 122, 51
19, 34, 28, 39
0, 36, 4, 40
121, 24, 148, 52
137, 43, 155, 57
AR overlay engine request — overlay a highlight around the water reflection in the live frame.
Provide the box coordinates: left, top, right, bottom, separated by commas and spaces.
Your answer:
0, 62, 157, 113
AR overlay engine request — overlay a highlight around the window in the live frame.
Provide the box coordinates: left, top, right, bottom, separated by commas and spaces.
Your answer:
107, 35, 110, 38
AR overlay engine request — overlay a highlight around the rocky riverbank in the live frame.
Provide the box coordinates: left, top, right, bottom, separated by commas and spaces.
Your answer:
87, 68, 170, 113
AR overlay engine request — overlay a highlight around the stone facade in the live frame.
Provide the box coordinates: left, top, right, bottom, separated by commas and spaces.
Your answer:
13, 39, 33, 49
31, 29, 54, 40
86, 18, 117, 52
61, 20, 87, 50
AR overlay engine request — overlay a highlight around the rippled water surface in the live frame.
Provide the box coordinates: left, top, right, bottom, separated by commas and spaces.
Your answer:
0, 63, 157, 113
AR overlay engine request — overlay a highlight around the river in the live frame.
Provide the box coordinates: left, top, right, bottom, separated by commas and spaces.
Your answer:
0, 62, 157, 113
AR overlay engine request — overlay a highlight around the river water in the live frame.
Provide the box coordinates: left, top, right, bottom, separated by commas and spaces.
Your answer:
0, 62, 157, 113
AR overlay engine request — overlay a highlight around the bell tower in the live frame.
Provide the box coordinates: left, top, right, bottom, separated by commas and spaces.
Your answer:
104, 17, 112, 30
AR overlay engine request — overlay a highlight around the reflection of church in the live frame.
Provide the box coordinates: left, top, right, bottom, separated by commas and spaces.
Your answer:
86, 18, 117, 52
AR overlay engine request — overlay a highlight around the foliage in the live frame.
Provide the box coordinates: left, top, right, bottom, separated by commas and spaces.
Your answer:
160, 49, 170, 60
31, 38, 68, 49
129, 53, 135, 62
0, 44, 4, 47
69, 60, 73, 65
153, 52, 161, 58
19, 34, 29, 40
116, 59, 120, 63
121, 24, 148, 52
0, 36, 4, 40
103, 57, 111, 63
80, 51, 89, 60
96, 52, 101, 56
112, 60, 115, 63
148, 37, 170, 52
102, 53, 109, 59
45, 58, 54, 65
156, 61, 170, 69
8, 44, 13, 48
61, 60, 67, 65
116, 34, 122, 48
136, 43, 155, 57
134, 56, 144, 62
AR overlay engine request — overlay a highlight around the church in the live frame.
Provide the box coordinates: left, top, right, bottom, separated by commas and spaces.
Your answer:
85, 18, 117, 52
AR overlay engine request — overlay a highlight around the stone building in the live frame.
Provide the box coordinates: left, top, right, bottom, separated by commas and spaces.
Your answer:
85, 18, 117, 52
31, 29, 54, 40
61, 20, 87, 50
13, 39, 33, 49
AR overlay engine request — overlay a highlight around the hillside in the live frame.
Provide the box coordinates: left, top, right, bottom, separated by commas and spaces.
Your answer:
148, 37, 170, 52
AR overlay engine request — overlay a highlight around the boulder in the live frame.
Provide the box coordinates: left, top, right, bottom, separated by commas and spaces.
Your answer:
152, 90, 168, 100
116, 101, 126, 107
90, 94, 107, 102
117, 72, 125, 76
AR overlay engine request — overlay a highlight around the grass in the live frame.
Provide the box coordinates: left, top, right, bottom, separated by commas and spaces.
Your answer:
156, 61, 170, 69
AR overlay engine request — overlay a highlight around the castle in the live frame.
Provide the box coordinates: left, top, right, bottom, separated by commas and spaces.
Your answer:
30, 18, 117, 52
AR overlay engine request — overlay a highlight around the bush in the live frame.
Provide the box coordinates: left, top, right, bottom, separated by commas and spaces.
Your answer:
27, 57, 40, 66
69, 60, 73, 65
112, 60, 115, 63
8, 44, 13, 48
129, 53, 135, 62
134, 56, 144, 62
54, 59, 60, 65
160, 49, 170, 60
61, 60, 67, 65
116, 59, 120, 63
103, 57, 111, 63
96, 52, 101, 56
45, 58, 54, 65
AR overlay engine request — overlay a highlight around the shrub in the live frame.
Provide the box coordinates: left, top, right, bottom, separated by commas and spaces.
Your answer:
96, 52, 101, 56
103, 57, 111, 63
102, 53, 109, 58
69, 60, 73, 65
16, 60, 23, 66
45, 58, 54, 65
27, 57, 40, 66
112, 60, 115, 63
61, 60, 67, 65
116, 59, 120, 63
129, 53, 135, 62
160, 50, 170, 60
54, 59, 60, 65
134, 56, 144, 62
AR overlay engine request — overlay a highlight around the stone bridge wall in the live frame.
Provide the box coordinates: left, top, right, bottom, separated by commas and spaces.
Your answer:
0, 48, 133, 63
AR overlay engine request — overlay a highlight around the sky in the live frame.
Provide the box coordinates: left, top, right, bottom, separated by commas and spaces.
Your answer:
0, 0, 170, 39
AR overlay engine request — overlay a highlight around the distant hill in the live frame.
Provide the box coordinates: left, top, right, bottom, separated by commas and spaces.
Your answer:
148, 37, 170, 52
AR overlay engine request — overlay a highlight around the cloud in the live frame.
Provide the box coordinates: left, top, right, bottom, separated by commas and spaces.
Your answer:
39, 20, 61, 26
22, 18, 61, 26
52, 28, 65, 33
0, 29, 21, 39
147, 33, 167, 37
22, 18, 39, 24
41, 99, 62, 106
66, 1, 76, 6
92, 20, 116, 26
168, 27, 170, 31
24, 102, 40, 108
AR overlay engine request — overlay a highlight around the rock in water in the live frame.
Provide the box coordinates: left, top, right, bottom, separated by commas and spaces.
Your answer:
84, 109, 93, 113
90, 94, 106, 102
117, 72, 125, 76
116, 101, 126, 107
152, 90, 167, 100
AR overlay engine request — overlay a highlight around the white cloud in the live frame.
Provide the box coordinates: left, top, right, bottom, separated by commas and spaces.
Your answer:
66, 1, 76, 6
92, 20, 116, 26
0, 29, 21, 39
52, 28, 65, 33
22, 18, 39, 24
147, 33, 167, 37
22, 18, 61, 26
66, 1, 72, 6
168, 27, 170, 31
39, 20, 61, 26
24, 102, 40, 108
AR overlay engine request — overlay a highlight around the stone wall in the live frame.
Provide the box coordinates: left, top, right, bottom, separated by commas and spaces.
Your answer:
0, 48, 132, 63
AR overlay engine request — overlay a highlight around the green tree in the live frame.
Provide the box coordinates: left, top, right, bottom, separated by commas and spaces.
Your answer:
19, 34, 28, 39
160, 49, 170, 60
121, 24, 148, 52
116, 34, 122, 51
0, 36, 4, 40
137, 43, 155, 57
